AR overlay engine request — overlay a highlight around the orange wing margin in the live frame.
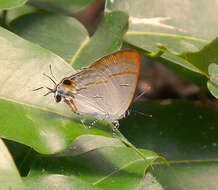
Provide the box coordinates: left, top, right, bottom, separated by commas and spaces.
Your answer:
89, 50, 140, 109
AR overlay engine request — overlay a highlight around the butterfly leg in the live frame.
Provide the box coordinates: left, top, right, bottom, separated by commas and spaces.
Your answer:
112, 120, 120, 136
80, 118, 89, 130
88, 119, 98, 129
80, 118, 98, 130
63, 97, 78, 113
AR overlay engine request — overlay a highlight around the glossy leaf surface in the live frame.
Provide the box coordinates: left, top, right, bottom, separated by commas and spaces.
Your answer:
0, 138, 26, 190
25, 147, 158, 190
11, 13, 89, 64
70, 11, 129, 69
207, 63, 218, 99
10, 11, 129, 69
0, 0, 27, 10
0, 26, 114, 154
106, 0, 218, 87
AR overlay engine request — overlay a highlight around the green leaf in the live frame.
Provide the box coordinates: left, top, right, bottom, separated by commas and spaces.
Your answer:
151, 161, 218, 190
59, 135, 125, 157
140, 172, 164, 190
0, 138, 26, 190
106, 0, 218, 85
10, 12, 89, 64
4, 139, 34, 176
178, 38, 218, 77
119, 100, 218, 189
207, 63, 218, 99
0, 0, 27, 10
153, 54, 207, 87
10, 11, 129, 70
71, 11, 129, 69
0, 98, 113, 154
25, 175, 103, 190
107, 0, 218, 40
28, 0, 92, 14
24, 146, 158, 190
7, 5, 36, 23
0, 26, 113, 154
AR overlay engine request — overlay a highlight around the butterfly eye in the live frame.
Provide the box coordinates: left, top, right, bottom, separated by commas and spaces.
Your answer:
63, 80, 71, 85
55, 94, 62, 103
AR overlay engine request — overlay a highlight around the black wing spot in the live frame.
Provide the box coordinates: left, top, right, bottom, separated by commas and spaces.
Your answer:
63, 80, 71, 85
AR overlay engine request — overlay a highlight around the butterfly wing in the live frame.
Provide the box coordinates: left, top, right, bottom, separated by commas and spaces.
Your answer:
66, 50, 140, 121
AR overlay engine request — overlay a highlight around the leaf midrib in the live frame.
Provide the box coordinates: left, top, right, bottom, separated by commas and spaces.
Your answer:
92, 158, 145, 186
70, 36, 90, 66
126, 31, 209, 43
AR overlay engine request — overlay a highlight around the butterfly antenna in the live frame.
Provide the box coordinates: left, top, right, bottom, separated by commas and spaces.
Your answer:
43, 73, 57, 85
32, 86, 54, 96
43, 87, 55, 96
33, 65, 57, 94
32, 87, 44, 91
49, 64, 58, 82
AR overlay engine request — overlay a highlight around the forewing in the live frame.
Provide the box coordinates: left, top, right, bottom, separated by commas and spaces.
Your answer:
69, 50, 140, 120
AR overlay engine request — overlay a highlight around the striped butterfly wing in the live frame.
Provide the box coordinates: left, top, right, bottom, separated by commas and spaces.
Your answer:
68, 50, 140, 121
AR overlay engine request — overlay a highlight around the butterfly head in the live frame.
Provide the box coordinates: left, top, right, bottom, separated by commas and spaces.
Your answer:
34, 65, 75, 103
53, 78, 76, 103
34, 74, 76, 103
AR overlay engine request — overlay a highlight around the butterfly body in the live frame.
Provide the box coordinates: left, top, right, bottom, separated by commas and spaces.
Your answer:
52, 50, 140, 122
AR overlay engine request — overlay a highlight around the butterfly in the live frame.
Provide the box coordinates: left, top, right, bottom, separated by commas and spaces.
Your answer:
38, 50, 140, 127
